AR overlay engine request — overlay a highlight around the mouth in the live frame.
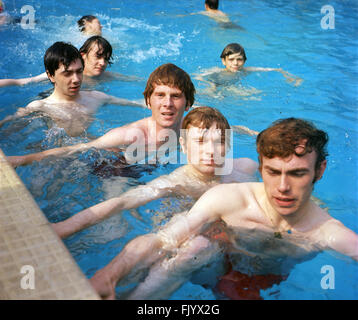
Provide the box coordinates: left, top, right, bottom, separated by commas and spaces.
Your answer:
273, 196, 295, 207
161, 111, 175, 119
69, 86, 80, 92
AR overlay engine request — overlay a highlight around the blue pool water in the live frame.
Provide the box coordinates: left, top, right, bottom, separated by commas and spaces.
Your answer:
0, 0, 357, 299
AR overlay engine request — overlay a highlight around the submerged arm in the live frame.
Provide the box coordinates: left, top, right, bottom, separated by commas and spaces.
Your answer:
0, 100, 43, 129
6, 125, 135, 167
52, 176, 176, 239
90, 185, 222, 299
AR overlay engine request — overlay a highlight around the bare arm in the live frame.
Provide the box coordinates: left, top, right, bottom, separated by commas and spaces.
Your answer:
0, 72, 48, 88
244, 67, 303, 86
231, 125, 259, 136
52, 175, 176, 238
323, 220, 358, 261
93, 90, 146, 108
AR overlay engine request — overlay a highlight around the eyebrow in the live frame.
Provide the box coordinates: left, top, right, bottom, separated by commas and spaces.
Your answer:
60, 68, 83, 75
263, 165, 310, 174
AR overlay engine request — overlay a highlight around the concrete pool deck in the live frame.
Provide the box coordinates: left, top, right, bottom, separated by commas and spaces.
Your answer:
0, 149, 99, 300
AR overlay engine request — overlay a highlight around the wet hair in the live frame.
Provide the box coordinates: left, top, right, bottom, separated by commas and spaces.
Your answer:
44, 42, 84, 77
79, 36, 113, 65
143, 63, 196, 107
77, 15, 97, 33
256, 118, 329, 179
181, 106, 231, 148
205, 0, 219, 10
220, 43, 247, 61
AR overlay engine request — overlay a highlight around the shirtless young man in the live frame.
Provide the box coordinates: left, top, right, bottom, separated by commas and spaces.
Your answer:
0, 36, 139, 88
6, 62, 195, 167
89, 117, 358, 300
0, 42, 145, 136
200, 0, 230, 23
52, 106, 258, 239
194, 43, 302, 96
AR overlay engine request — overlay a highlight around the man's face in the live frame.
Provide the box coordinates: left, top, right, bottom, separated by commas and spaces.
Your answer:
147, 84, 189, 129
82, 43, 108, 77
85, 18, 102, 36
180, 123, 226, 177
48, 59, 83, 98
261, 151, 326, 217
221, 53, 245, 72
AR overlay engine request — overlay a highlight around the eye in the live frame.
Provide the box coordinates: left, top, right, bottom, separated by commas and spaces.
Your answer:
290, 171, 306, 177
267, 169, 280, 176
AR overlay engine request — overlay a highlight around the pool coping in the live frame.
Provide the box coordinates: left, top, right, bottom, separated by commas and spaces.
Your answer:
0, 149, 100, 300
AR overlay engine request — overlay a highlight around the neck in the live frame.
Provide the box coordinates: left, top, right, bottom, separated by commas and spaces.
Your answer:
184, 165, 219, 183
262, 195, 311, 233
50, 88, 79, 102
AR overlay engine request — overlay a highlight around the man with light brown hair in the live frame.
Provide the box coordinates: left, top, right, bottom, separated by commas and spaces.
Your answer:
90, 117, 358, 300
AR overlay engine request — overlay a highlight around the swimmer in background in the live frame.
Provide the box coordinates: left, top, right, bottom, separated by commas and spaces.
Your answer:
0, 42, 146, 137
177, 0, 242, 29
5, 63, 195, 166
0, 36, 141, 88
0, 0, 8, 25
194, 43, 302, 97
51, 107, 258, 239
90, 118, 358, 300
77, 15, 102, 36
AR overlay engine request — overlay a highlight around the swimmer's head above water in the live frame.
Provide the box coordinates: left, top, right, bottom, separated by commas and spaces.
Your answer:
0, 1, 4, 13
256, 117, 329, 183
143, 63, 196, 108
44, 42, 84, 97
205, 0, 219, 10
180, 107, 231, 177
77, 15, 102, 36
44, 42, 84, 78
79, 36, 113, 77
220, 43, 247, 73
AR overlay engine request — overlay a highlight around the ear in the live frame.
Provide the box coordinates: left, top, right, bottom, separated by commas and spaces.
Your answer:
315, 160, 327, 182
221, 58, 227, 67
146, 100, 151, 109
46, 70, 55, 84
179, 137, 187, 154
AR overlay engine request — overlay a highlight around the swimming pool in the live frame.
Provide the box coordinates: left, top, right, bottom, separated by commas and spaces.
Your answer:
0, 0, 357, 299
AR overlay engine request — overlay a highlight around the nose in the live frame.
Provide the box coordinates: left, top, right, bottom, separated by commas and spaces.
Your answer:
98, 57, 106, 67
72, 72, 81, 84
162, 94, 174, 107
203, 139, 215, 156
278, 174, 290, 193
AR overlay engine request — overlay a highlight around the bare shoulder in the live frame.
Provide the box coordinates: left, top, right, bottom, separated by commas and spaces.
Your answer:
82, 90, 108, 100
200, 182, 258, 205
233, 158, 259, 175
25, 99, 45, 111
